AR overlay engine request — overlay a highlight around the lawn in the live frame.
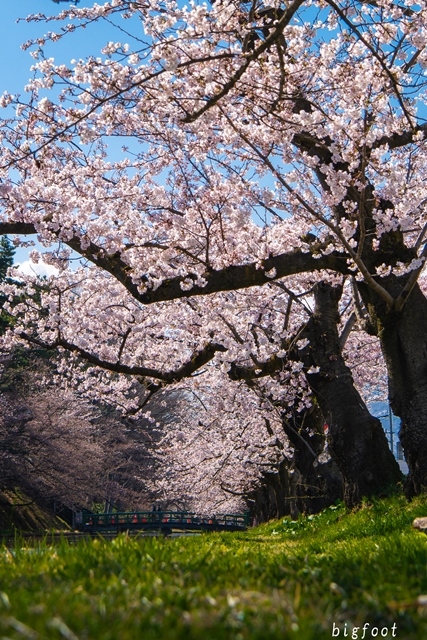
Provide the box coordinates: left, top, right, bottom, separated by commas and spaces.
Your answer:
1, 493, 427, 639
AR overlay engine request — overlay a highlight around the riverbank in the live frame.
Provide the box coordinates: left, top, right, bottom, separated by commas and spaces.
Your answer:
0, 489, 69, 534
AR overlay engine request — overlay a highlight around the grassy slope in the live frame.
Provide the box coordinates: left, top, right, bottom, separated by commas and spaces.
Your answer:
1, 494, 427, 639
0, 489, 70, 533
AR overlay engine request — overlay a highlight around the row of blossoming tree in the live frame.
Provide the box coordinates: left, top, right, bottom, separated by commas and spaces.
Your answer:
1, 0, 427, 510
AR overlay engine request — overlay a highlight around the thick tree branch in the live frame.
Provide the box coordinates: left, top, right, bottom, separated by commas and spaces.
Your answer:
373, 122, 427, 150
394, 243, 427, 311
222, 114, 396, 308
19, 331, 227, 382
228, 353, 286, 381
0, 220, 349, 302
339, 312, 357, 349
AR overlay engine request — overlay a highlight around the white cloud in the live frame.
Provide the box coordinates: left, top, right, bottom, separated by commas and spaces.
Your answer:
17, 259, 59, 278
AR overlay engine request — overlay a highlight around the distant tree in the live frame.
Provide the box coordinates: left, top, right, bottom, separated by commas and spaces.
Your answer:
0, 356, 154, 511
0, 236, 14, 335
0, 237, 14, 282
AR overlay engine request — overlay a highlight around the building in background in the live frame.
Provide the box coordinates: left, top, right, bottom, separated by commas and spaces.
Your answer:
370, 402, 408, 475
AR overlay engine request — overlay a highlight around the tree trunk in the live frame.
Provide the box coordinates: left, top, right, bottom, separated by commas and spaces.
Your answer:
300, 282, 402, 508
358, 278, 427, 498
248, 461, 291, 523
247, 405, 343, 522
281, 405, 343, 516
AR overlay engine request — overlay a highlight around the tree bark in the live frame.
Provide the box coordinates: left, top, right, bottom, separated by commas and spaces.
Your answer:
299, 282, 402, 508
358, 278, 427, 498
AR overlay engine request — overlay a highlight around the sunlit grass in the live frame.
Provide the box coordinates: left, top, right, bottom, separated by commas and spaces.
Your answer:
1, 493, 427, 639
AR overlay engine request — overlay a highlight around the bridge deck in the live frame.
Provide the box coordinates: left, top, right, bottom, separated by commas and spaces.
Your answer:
76, 510, 249, 533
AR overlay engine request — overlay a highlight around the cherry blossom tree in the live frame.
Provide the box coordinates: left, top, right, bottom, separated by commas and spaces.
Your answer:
141, 373, 342, 519
143, 381, 285, 515
0, 352, 157, 511
0, 0, 425, 498
0, 382, 105, 510
223, 277, 401, 506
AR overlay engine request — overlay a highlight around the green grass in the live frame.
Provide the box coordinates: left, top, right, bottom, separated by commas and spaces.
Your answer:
2, 493, 427, 639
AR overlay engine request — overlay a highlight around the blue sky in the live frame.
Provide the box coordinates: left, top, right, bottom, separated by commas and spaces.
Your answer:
1, 1, 130, 95
0, 0, 147, 128
1, 2, 45, 95
1, 2, 85, 95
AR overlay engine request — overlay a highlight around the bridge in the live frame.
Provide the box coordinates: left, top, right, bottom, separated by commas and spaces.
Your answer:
76, 510, 250, 534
